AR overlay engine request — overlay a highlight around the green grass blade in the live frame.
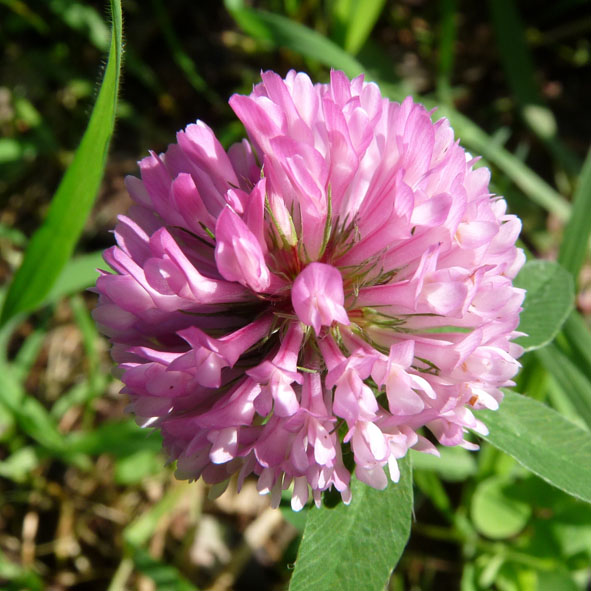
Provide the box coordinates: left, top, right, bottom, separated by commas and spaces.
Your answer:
152, 0, 223, 108
536, 344, 591, 431
0, 0, 123, 326
487, 0, 580, 175
224, 0, 364, 77
331, 0, 387, 56
563, 312, 591, 374
436, 0, 457, 104
558, 148, 591, 280
436, 106, 571, 220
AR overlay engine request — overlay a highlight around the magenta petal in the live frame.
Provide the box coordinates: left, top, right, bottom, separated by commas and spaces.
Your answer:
291, 263, 350, 335
215, 206, 272, 292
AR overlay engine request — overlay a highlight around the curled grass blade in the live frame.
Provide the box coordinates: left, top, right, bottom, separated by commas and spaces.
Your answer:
0, 0, 123, 326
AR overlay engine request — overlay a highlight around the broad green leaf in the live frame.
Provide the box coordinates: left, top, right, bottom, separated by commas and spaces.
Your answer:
514, 260, 574, 351
558, 148, 591, 280
224, 0, 364, 77
289, 457, 412, 591
536, 345, 591, 431
0, 0, 123, 325
478, 391, 591, 504
471, 476, 531, 539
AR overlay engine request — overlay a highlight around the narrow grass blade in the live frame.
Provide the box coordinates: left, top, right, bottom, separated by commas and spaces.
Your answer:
558, 148, 591, 280
289, 458, 412, 591
224, 0, 364, 78
487, 0, 580, 175
436, 0, 457, 104
331, 0, 387, 56
536, 344, 591, 431
152, 0, 223, 108
436, 106, 571, 221
0, 0, 123, 326
479, 390, 591, 503
563, 312, 591, 376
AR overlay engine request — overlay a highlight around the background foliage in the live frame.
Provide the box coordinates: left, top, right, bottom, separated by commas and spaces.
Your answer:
1, 1, 590, 589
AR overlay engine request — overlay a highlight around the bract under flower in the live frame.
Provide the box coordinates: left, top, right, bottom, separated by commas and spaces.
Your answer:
94, 70, 525, 510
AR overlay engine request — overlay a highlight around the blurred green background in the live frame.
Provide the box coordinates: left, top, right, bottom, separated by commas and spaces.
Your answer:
1, 1, 590, 590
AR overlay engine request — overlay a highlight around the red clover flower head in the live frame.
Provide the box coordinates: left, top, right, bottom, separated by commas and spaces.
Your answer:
94, 70, 525, 510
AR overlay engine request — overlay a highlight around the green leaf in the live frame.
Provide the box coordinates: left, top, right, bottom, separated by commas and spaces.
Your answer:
478, 391, 591, 504
514, 260, 574, 351
558, 148, 591, 281
289, 457, 412, 591
471, 476, 531, 539
0, 0, 123, 326
224, 0, 364, 77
